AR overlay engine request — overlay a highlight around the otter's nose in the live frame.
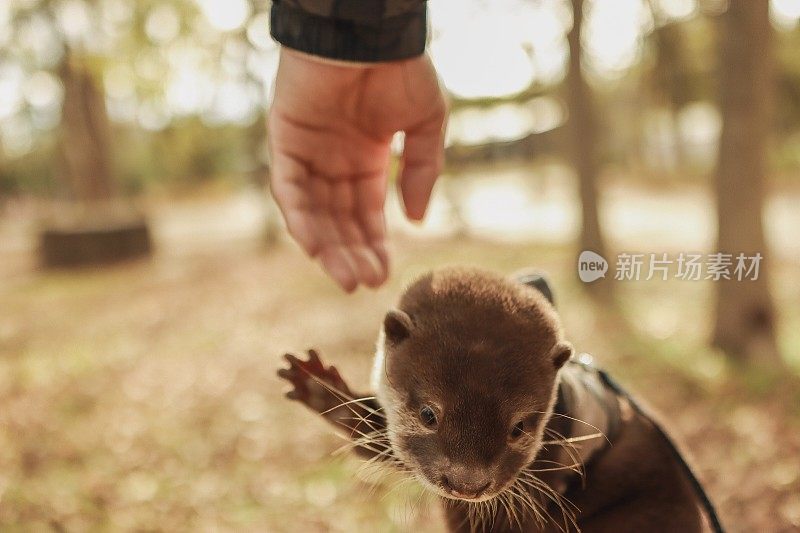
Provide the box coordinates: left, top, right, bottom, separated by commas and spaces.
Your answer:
441, 474, 491, 499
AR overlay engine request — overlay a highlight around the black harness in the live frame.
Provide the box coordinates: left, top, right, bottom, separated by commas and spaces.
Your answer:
550, 357, 726, 533
516, 271, 725, 532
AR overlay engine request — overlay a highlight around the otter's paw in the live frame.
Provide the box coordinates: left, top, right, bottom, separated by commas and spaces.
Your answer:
277, 349, 352, 412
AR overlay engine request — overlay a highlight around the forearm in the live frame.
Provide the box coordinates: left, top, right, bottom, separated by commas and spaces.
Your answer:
270, 0, 428, 62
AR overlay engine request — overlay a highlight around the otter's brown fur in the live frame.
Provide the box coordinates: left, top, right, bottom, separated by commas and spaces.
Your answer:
279, 267, 707, 532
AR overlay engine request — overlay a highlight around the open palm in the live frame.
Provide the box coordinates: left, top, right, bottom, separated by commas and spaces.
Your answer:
268, 50, 447, 291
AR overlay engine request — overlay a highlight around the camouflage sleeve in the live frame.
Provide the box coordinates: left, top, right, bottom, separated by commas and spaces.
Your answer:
270, 0, 428, 62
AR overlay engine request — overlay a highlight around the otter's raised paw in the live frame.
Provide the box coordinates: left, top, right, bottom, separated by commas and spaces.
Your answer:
277, 349, 353, 413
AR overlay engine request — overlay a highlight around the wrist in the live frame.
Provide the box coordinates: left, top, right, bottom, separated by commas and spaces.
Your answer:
280, 48, 375, 69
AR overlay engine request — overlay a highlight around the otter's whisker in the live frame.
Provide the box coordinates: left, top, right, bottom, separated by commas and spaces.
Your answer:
320, 396, 379, 415
495, 491, 511, 530
336, 415, 385, 438
541, 432, 605, 445
518, 471, 580, 533
380, 474, 417, 501
543, 427, 586, 479
528, 458, 584, 475
296, 374, 387, 441
517, 473, 568, 515
535, 410, 609, 444
528, 463, 584, 474
331, 421, 386, 446
330, 429, 389, 457
510, 479, 545, 527
292, 367, 386, 419
354, 445, 394, 469
502, 485, 525, 531
335, 417, 387, 443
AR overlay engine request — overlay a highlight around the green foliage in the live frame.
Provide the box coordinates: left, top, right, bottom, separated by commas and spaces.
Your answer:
112, 118, 262, 194
0, 138, 60, 196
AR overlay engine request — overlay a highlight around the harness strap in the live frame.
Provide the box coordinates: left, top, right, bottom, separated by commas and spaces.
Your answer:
596, 368, 726, 533
551, 359, 725, 533
546, 359, 621, 499
569, 355, 623, 444
515, 273, 724, 531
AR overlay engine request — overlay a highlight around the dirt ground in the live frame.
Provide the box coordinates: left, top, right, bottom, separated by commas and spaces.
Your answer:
1, 233, 799, 532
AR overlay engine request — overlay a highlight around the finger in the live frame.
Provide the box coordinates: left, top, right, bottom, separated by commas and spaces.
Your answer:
375, 242, 389, 270
328, 180, 381, 287
328, 367, 346, 389
355, 177, 389, 285
360, 211, 389, 276
335, 218, 383, 288
318, 245, 359, 293
399, 115, 445, 221
285, 390, 299, 400
269, 153, 320, 256
354, 174, 386, 232
306, 349, 324, 373
277, 368, 292, 380
310, 211, 373, 292
284, 353, 302, 367
283, 209, 321, 257
351, 245, 385, 288
358, 209, 386, 251
369, 240, 389, 284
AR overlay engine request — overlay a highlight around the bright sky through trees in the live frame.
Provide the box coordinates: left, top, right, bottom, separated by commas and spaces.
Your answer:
0, 0, 799, 158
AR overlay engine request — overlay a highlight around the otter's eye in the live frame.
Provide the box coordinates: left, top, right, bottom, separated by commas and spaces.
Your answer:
419, 405, 438, 428
510, 422, 525, 440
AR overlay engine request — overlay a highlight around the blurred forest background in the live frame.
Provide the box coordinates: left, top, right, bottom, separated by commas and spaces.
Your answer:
1, 0, 800, 531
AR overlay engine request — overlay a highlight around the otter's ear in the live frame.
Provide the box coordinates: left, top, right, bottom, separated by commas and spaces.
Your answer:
550, 341, 573, 369
383, 309, 413, 344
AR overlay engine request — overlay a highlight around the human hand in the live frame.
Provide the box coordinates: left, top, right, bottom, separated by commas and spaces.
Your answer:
268, 49, 447, 292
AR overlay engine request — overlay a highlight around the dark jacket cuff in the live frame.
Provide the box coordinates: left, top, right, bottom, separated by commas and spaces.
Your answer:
270, 1, 427, 63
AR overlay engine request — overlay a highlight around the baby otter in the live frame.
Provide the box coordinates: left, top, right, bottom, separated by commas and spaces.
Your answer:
278, 267, 723, 533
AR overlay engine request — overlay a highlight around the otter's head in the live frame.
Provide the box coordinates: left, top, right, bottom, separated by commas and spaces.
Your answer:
372, 268, 571, 502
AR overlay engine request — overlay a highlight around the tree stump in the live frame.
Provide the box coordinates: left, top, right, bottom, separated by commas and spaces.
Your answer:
39, 217, 152, 268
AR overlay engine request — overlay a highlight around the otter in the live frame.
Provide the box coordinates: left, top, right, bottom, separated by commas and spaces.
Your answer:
278, 267, 723, 533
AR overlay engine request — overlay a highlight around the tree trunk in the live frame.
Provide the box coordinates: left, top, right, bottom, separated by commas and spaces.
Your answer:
566, 0, 610, 296
647, 0, 694, 173
712, 0, 780, 364
58, 50, 115, 203
40, 49, 152, 267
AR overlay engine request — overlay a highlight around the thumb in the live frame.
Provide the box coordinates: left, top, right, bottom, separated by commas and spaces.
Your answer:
398, 119, 445, 221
